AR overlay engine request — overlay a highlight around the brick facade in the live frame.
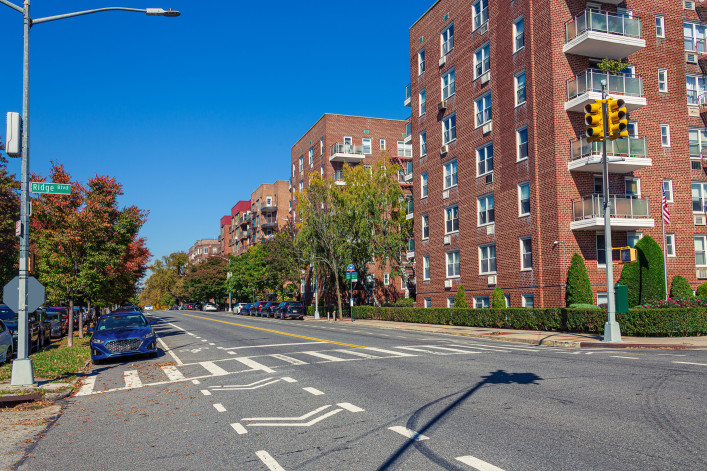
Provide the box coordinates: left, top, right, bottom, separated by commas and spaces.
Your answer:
250, 181, 290, 244
188, 239, 219, 264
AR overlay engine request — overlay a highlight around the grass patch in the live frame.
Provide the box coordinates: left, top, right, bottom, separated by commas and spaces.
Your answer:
0, 336, 90, 383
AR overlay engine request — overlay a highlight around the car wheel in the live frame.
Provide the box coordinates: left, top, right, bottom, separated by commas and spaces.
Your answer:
6, 346, 12, 362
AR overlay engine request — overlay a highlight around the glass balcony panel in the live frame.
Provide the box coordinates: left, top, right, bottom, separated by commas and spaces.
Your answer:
607, 15, 622, 34
590, 11, 607, 32
608, 74, 624, 94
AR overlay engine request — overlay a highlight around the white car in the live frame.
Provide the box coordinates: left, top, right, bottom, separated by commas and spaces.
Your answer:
234, 303, 247, 314
144, 305, 154, 311
203, 303, 218, 312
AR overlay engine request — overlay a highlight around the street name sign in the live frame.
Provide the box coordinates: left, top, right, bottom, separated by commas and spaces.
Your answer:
30, 182, 71, 195
2, 276, 45, 313
346, 271, 358, 281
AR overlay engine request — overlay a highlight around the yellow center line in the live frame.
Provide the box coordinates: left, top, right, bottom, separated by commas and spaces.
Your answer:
180, 313, 368, 349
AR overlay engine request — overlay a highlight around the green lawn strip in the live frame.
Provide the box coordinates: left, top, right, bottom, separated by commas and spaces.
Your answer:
0, 336, 91, 383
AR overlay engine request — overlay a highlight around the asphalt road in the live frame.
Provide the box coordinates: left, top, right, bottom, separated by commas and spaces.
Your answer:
17, 310, 707, 471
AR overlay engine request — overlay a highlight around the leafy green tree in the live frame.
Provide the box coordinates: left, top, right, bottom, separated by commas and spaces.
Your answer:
139, 252, 188, 307
565, 253, 593, 306
696, 281, 707, 297
669, 275, 694, 300
184, 256, 229, 302
226, 245, 279, 302
619, 235, 665, 306
261, 221, 308, 300
597, 58, 628, 74
0, 152, 19, 287
492, 287, 505, 309
454, 286, 467, 308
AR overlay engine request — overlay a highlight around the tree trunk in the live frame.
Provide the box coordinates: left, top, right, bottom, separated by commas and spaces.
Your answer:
78, 301, 84, 338
86, 300, 92, 328
333, 269, 342, 320
67, 298, 74, 347
360, 276, 381, 307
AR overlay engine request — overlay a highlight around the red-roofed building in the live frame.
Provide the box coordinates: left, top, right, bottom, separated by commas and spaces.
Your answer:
228, 200, 251, 256
218, 215, 231, 256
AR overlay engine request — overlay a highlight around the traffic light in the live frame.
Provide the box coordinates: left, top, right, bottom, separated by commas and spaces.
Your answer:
607, 98, 628, 139
584, 100, 604, 141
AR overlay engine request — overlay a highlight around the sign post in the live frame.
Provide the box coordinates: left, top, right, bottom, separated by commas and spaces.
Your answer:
346, 265, 357, 323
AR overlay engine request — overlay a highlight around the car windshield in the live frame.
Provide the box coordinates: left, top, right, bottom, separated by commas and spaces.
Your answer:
289, 302, 303, 307
0, 307, 16, 321
96, 314, 148, 331
46, 312, 62, 321
48, 308, 68, 316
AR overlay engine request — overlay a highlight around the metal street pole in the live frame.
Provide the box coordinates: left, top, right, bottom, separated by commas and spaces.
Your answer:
601, 80, 621, 342
0, 0, 180, 385
227, 271, 232, 312
313, 264, 320, 319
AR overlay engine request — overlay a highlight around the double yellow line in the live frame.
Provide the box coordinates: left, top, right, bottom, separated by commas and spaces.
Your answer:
181, 313, 367, 349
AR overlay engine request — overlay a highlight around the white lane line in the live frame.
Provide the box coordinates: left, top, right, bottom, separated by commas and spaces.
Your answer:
123, 370, 142, 389
281, 377, 298, 383
424, 345, 482, 354
337, 402, 364, 412
161, 365, 185, 381
201, 339, 208, 342
244, 405, 331, 422
303, 387, 324, 396
301, 351, 349, 362
388, 426, 429, 441
673, 361, 707, 366
219, 379, 281, 390
200, 361, 229, 376
228, 351, 236, 355
231, 423, 247, 434
256, 450, 286, 471
611, 355, 640, 360
166, 322, 186, 331
194, 336, 201, 339
156, 335, 184, 366
364, 347, 417, 357
224, 341, 321, 351
213, 403, 227, 412
270, 354, 309, 366
76, 376, 96, 396
234, 357, 276, 373
333, 349, 380, 359
201, 390, 211, 396
191, 379, 200, 385
209, 343, 215, 346
186, 332, 195, 336
657, 353, 687, 356
456, 455, 505, 471
248, 409, 342, 427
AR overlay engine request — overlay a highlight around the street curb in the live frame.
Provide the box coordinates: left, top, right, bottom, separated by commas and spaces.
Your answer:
577, 342, 704, 350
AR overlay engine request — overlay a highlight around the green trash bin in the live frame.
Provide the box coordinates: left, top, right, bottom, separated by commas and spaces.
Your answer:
614, 282, 629, 314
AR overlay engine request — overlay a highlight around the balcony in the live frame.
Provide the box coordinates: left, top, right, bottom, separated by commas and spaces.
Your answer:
564, 10, 645, 59
261, 219, 278, 229
565, 69, 645, 112
330, 143, 365, 163
404, 122, 412, 144
569, 136, 651, 173
570, 194, 654, 231
261, 200, 278, 212
404, 84, 411, 107
406, 239, 415, 260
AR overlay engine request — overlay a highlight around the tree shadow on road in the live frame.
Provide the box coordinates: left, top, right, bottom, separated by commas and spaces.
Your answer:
377, 369, 543, 471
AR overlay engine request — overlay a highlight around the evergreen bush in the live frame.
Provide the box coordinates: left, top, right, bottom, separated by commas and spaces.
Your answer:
696, 281, 707, 297
454, 286, 468, 308
669, 275, 694, 300
565, 253, 593, 306
492, 287, 505, 309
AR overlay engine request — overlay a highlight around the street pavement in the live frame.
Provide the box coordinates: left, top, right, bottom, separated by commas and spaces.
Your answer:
17, 310, 707, 471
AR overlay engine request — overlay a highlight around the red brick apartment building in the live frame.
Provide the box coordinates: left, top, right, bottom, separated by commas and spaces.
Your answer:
408, 0, 707, 308
219, 215, 232, 256
220, 200, 251, 256
188, 239, 219, 264
250, 181, 290, 243
290, 113, 414, 303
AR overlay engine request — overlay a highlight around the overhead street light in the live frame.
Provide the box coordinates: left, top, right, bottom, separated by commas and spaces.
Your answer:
0, 0, 180, 386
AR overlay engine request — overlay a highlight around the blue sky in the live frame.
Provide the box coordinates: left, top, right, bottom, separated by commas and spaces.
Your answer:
0, 0, 431, 263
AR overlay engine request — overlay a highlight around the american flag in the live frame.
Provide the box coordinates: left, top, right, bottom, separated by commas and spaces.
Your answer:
662, 184, 670, 224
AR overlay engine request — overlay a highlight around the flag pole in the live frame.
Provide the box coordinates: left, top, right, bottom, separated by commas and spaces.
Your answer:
661, 183, 668, 300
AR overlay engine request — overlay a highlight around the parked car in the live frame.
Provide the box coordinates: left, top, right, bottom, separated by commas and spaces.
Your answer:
234, 303, 247, 314
203, 303, 218, 312
274, 301, 305, 320
33, 310, 52, 348
262, 302, 278, 318
144, 305, 154, 311
242, 303, 254, 315
0, 304, 41, 352
45, 307, 69, 337
88, 310, 157, 363
250, 301, 267, 316
0, 320, 13, 362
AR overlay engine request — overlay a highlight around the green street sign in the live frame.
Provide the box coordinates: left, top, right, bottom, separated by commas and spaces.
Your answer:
30, 182, 71, 195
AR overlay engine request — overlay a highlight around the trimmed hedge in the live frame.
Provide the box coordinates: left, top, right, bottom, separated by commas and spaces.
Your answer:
670, 275, 694, 300
344, 306, 707, 337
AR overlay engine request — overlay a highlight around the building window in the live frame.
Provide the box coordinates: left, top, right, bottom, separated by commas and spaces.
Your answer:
522, 294, 534, 308
445, 205, 459, 234
308, 147, 314, 167
686, 74, 706, 105
424, 298, 432, 308
320, 138, 324, 155
517, 127, 528, 161
597, 292, 608, 306
441, 23, 454, 56
444, 159, 457, 189
478, 193, 494, 226
520, 237, 532, 270
398, 140, 412, 157
299, 180, 303, 191
625, 177, 640, 196
627, 232, 642, 248
597, 233, 606, 266
204, 248, 209, 254
292, 163, 295, 177
689, 128, 707, 159
447, 250, 461, 278
474, 296, 490, 309
423, 255, 430, 280
666, 233, 676, 257
320, 165, 324, 177
421, 172, 428, 198
476, 143, 493, 177
692, 182, 707, 212
380, 139, 386, 150
518, 182, 530, 216
442, 68, 455, 100
504, 295, 510, 308
684, 22, 706, 52
475, 93, 492, 127
298, 156, 303, 173
422, 214, 429, 240
472, 0, 488, 31
418, 49, 425, 75
419, 89, 426, 115
513, 16, 524, 52
696, 235, 707, 266
362, 138, 372, 154
663, 179, 673, 203
480, 244, 497, 274
420, 131, 427, 156
515, 71, 526, 106
474, 43, 490, 79
661, 124, 670, 147
656, 15, 665, 38
443, 114, 456, 144
383, 273, 390, 285
658, 69, 668, 93
447, 297, 456, 308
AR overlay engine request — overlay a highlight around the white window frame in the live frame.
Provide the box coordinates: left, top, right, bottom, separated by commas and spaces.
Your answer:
474, 43, 490, 79
479, 243, 497, 275
520, 237, 532, 271
447, 297, 456, 308
518, 182, 530, 217
418, 49, 425, 76
320, 138, 324, 155
442, 68, 455, 100
658, 69, 668, 93
689, 128, 707, 159
443, 114, 457, 144
441, 23, 454, 56
696, 234, 707, 267
299, 180, 303, 191
320, 165, 324, 177
625, 177, 641, 196
478, 193, 494, 226
362, 138, 372, 155
420, 131, 427, 157
515, 71, 527, 106
446, 250, 461, 278
472, 0, 488, 31
504, 294, 510, 308
522, 294, 534, 308
444, 159, 457, 189
663, 179, 673, 203
424, 298, 432, 308
516, 126, 528, 161
596, 232, 606, 267
421, 172, 428, 198
476, 142, 493, 177
666, 233, 676, 257
422, 214, 429, 240
656, 15, 665, 38
308, 147, 314, 167
474, 296, 490, 309
627, 231, 642, 248
686, 74, 706, 105
661, 124, 671, 147
298, 156, 303, 173
423, 255, 430, 281
475, 93, 492, 127
513, 16, 525, 53
419, 89, 426, 116
693, 181, 707, 213
380, 139, 386, 150
383, 273, 390, 286
684, 21, 706, 52
445, 205, 459, 234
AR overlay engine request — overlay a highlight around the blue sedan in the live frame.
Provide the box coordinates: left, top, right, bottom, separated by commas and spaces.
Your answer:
89, 311, 157, 363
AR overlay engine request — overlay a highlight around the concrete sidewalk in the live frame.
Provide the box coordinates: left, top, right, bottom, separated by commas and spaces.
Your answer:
306, 317, 707, 350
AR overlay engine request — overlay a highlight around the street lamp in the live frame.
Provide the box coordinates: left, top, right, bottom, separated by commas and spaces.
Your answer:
1, 0, 180, 386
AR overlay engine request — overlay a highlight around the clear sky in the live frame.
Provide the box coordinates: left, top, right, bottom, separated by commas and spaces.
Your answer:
0, 0, 431, 264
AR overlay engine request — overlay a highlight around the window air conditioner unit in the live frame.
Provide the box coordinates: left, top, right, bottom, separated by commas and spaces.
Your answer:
486, 224, 495, 235
482, 121, 493, 135
685, 1, 696, 10
443, 190, 449, 199
689, 106, 700, 117
686, 52, 698, 64
480, 71, 490, 85
697, 269, 707, 279
440, 144, 449, 155
485, 173, 493, 184
695, 215, 706, 226
487, 275, 497, 286
444, 235, 451, 245
444, 279, 453, 289
480, 22, 489, 35
439, 55, 447, 68
693, 160, 703, 171
438, 100, 448, 111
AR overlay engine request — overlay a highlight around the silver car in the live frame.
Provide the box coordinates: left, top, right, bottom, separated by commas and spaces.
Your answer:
0, 320, 13, 362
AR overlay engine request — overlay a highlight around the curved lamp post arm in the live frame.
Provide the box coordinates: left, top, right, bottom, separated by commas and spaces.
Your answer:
0, 0, 23, 14
34, 7, 179, 24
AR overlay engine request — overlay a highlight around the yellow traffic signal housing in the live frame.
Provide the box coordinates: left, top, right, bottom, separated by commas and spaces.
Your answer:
607, 98, 628, 139
584, 100, 604, 139
615, 246, 637, 264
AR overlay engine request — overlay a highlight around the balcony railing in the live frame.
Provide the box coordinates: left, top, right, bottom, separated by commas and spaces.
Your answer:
565, 10, 642, 43
331, 143, 364, 156
688, 37, 707, 53
405, 121, 412, 137
261, 199, 278, 211
572, 194, 650, 221
567, 69, 642, 101
687, 89, 707, 106
570, 135, 648, 161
